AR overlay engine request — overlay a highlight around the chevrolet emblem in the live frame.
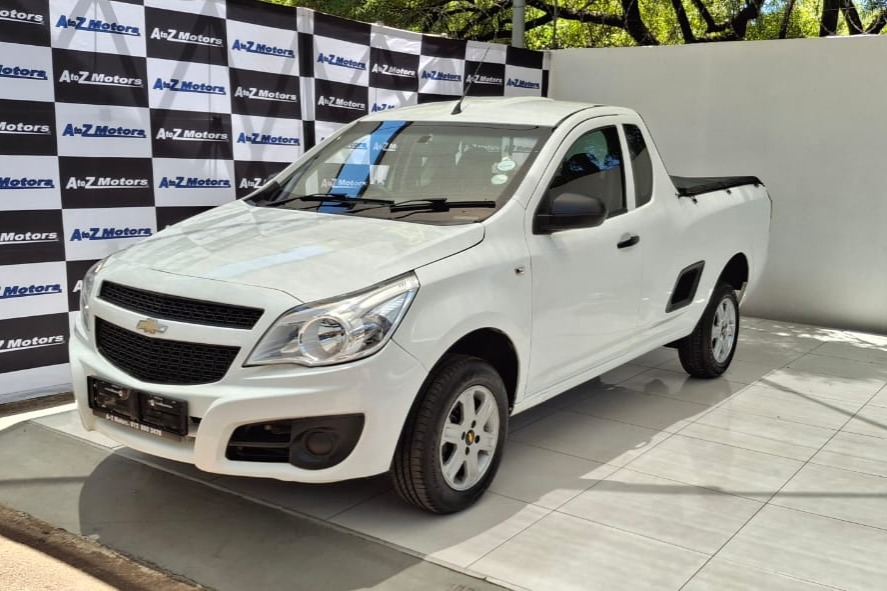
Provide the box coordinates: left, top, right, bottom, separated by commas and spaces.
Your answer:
136, 318, 167, 335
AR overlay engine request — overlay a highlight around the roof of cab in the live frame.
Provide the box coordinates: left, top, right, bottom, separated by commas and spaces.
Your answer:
361, 96, 602, 127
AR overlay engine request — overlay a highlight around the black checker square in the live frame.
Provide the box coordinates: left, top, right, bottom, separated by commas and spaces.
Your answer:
314, 79, 368, 125
150, 109, 233, 160
0, 210, 65, 265
145, 6, 228, 66
0, 0, 51, 46
370, 48, 419, 92
233, 160, 288, 198
53, 48, 148, 107
0, 99, 57, 156
0, 313, 70, 374
229, 68, 300, 119
59, 157, 154, 209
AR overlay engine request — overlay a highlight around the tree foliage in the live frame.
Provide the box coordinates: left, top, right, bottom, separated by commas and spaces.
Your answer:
264, 0, 887, 48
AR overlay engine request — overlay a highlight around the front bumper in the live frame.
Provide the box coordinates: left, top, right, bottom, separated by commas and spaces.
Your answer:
70, 319, 427, 483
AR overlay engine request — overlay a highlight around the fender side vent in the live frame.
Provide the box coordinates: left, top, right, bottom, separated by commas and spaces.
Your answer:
667, 261, 705, 313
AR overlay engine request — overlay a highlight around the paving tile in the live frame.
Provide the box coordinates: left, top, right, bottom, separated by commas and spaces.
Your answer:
630, 347, 678, 368
114, 448, 219, 483
868, 385, 887, 409
841, 403, 887, 439
812, 430, 887, 478
621, 368, 749, 406
210, 473, 391, 520
331, 491, 550, 568
787, 354, 887, 382
489, 441, 616, 509
597, 363, 650, 385
731, 342, 809, 366
772, 463, 887, 531
756, 367, 884, 405
625, 435, 802, 501
683, 557, 839, 591
471, 511, 707, 591
509, 410, 670, 466
680, 408, 835, 461
719, 505, 887, 591
658, 358, 779, 385
559, 468, 761, 554
32, 409, 122, 449
566, 385, 710, 433
813, 340, 887, 366
716, 385, 860, 430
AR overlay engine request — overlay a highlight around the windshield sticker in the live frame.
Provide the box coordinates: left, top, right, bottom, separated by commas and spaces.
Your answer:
496, 159, 516, 172
491, 174, 508, 185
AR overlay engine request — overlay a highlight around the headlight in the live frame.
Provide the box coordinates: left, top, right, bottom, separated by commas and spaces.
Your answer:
79, 260, 104, 333
247, 273, 420, 367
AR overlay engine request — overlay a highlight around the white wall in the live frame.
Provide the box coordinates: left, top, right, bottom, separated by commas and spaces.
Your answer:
551, 36, 887, 334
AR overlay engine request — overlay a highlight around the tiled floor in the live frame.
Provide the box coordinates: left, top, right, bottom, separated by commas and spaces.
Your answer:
13, 317, 887, 591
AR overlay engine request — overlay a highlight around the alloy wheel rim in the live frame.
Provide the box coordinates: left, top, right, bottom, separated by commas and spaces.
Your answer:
711, 296, 737, 364
439, 385, 499, 491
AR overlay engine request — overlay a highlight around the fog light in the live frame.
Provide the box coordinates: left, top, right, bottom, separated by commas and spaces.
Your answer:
305, 430, 335, 456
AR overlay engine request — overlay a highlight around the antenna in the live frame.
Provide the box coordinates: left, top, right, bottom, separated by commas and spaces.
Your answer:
452, 46, 491, 115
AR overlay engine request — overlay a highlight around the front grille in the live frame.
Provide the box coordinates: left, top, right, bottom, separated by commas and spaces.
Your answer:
96, 318, 240, 385
100, 281, 263, 329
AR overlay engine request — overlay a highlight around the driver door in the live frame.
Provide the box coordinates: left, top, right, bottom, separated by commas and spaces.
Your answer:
524, 121, 643, 396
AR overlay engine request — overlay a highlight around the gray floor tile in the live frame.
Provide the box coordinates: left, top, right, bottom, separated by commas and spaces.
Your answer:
787, 354, 887, 382
683, 558, 839, 591
756, 367, 884, 405
509, 410, 670, 466
559, 468, 761, 554
471, 511, 707, 591
621, 368, 749, 406
658, 358, 779, 384
715, 385, 860, 430
629, 347, 679, 368
566, 385, 711, 432
772, 463, 887, 530
489, 441, 616, 509
841, 403, 887, 439
719, 505, 887, 591
32, 409, 122, 449
813, 340, 887, 366
680, 409, 835, 461
626, 435, 802, 501
812, 430, 887, 478
331, 491, 550, 568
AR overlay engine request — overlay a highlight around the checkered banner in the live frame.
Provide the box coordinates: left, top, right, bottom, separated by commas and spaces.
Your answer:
0, 0, 549, 401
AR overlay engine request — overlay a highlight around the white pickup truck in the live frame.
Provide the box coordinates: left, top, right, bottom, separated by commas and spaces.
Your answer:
71, 97, 770, 513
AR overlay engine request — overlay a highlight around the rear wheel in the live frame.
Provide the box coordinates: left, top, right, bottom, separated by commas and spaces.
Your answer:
392, 355, 508, 514
678, 282, 739, 378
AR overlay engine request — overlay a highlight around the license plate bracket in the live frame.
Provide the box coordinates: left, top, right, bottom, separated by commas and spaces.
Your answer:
88, 377, 188, 439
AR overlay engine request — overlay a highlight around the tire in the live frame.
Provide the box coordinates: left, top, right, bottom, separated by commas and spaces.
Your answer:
678, 281, 740, 378
392, 354, 508, 514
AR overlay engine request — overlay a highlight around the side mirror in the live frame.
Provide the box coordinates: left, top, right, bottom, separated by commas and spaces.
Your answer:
534, 193, 607, 234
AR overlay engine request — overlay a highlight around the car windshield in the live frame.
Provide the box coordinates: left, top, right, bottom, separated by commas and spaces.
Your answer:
246, 120, 551, 225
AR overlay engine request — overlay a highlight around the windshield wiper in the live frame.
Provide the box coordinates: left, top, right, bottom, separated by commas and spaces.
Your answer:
261, 193, 395, 208
387, 198, 497, 212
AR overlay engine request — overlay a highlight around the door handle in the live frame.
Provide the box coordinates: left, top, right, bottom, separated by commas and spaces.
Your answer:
617, 234, 640, 249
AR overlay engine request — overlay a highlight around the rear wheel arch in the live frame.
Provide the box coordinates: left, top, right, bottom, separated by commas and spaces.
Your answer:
719, 253, 749, 291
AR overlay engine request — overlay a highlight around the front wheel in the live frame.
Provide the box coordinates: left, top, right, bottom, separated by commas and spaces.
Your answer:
678, 281, 739, 378
392, 355, 508, 514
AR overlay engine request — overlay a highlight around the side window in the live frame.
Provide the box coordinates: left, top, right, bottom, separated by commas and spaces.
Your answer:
549, 126, 625, 218
625, 124, 653, 208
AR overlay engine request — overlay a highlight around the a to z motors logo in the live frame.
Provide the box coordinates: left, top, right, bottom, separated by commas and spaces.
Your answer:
421, 70, 462, 82
155, 127, 228, 142
153, 78, 226, 95
62, 123, 146, 139
0, 64, 48, 81
58, 69, 142, 88
238, 177, 269, 190
0, 231, 58, 245
65, 176, 148, 190
0, 177, 54, 190
231, 39, 294, 58
0, 8, 44, 25
0, 335, 65, 353
234, 86, 297, 103
158, 176, 231, 189
55, 14, 140, 37
507, 78, 541, 90
316, 53, 366, 71
0, 121, 51, 135
70, 227, 152, 241
0, 283, 62, 300
150, 27, 223, 47
371, 63, 416, 78
316, 95, 365, 111
236, 132, 299, 146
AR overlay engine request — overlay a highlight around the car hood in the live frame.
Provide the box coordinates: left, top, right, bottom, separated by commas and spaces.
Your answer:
114, 201, 484, 302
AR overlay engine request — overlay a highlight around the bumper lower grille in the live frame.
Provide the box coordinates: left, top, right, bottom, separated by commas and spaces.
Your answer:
96, 318, 240, 385
100, 281, 263, 329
